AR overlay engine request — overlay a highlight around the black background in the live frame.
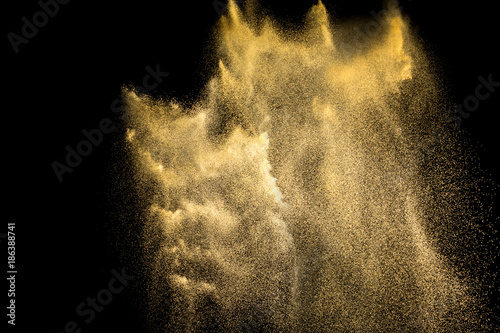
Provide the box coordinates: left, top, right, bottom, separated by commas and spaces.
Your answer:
4, 0, 499, 332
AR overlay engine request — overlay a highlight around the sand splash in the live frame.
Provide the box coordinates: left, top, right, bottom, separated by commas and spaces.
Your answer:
115, 1, 494, 331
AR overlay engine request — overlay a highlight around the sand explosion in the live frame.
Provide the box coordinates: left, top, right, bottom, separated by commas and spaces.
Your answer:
113, 1, 495, 331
